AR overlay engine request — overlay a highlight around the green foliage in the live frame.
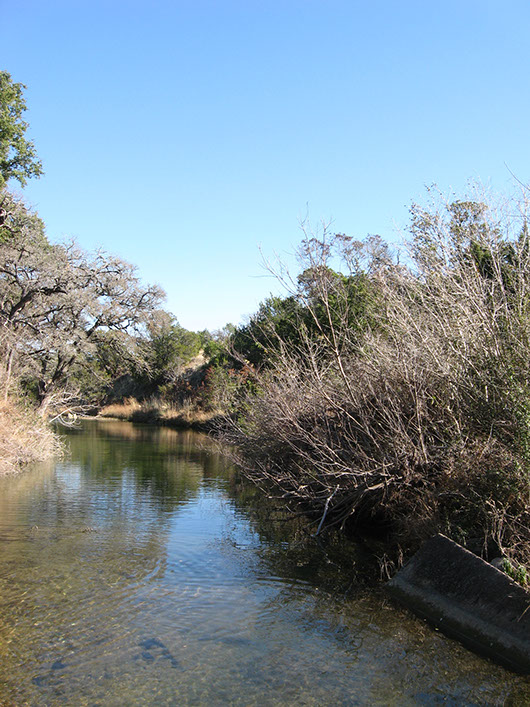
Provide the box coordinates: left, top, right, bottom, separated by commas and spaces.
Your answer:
135, 314, 202, 388
202, 324, 237, 368
501, 559, 529, 587
150, 319, 201, 381
232, 295, 305, 367
297, 266, 379, 344
0, 72, 43, 187
231, 268, 379, 368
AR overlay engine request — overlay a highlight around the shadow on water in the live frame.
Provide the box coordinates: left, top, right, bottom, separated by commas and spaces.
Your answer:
223, 473, 383, 596
0, 419, 528, 706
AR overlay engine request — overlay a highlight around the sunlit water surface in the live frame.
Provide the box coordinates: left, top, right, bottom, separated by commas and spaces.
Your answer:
0, 420, 529, 706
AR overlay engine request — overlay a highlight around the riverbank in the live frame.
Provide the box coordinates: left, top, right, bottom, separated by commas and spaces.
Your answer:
98, 396, 530, 585
0, 399, 59, 475
98, 397, 225, 432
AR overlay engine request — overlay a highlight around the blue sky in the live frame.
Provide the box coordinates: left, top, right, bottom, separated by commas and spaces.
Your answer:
3, 0, 529, 330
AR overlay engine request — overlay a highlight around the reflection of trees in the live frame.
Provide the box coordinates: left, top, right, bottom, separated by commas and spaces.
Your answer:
0, 420, 234, 652
0, 420, 227, 702
0, 458, 55, 507
60, 419, 230, 512
59, 420, 378, 594
74, 419, 230, 471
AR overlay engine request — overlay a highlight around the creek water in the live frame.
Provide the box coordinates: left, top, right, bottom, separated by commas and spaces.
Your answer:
0, 419, 528, 706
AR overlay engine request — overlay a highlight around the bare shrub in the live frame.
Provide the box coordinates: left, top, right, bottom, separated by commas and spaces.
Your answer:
224, 189, 530, 566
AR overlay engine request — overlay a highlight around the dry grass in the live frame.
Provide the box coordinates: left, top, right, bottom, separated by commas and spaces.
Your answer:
98, 396, 222, 429
163, 403, 222, 426
0, 399, 59, 475
99, 397, 142, 419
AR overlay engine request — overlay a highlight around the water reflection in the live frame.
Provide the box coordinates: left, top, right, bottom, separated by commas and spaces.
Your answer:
0, 419, 527, 706
64, 420, 227, 511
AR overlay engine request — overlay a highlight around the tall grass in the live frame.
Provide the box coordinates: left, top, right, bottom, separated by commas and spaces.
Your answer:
99, 396, 222, 429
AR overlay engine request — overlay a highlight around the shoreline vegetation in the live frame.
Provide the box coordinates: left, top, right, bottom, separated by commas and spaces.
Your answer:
5, 185, 530, 582
97, 396, 224, 432
0, 399, 59, 475
3, 73, 530, 579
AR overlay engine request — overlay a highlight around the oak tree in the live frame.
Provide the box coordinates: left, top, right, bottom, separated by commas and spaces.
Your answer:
0, 189, 164, 409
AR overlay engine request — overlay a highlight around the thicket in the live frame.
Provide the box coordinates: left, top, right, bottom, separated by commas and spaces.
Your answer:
0, 396, 58, 473
221, 189, 530, 570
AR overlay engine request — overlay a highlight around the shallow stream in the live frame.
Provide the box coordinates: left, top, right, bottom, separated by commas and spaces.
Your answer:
0, 420, 528, 705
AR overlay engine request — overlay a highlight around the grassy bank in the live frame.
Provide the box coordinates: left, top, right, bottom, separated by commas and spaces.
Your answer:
98, 397, 224, 431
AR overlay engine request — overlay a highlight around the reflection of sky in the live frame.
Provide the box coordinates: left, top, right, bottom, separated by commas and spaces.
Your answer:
48, 462, 175, 532
54, 462, 83, 493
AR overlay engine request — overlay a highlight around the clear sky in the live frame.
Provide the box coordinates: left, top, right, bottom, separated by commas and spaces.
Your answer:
3, 0, 529, 331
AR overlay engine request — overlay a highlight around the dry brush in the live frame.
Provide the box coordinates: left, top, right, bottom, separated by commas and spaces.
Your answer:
223, 189, 530, 568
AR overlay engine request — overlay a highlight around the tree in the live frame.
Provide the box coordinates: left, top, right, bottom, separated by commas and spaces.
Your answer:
138, 312, 202, 386
0, 185, 46, 245
0, 71, 43, 187
232, 295, 305, 367
231, 237, 381, 369
0, 188, 164, 409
